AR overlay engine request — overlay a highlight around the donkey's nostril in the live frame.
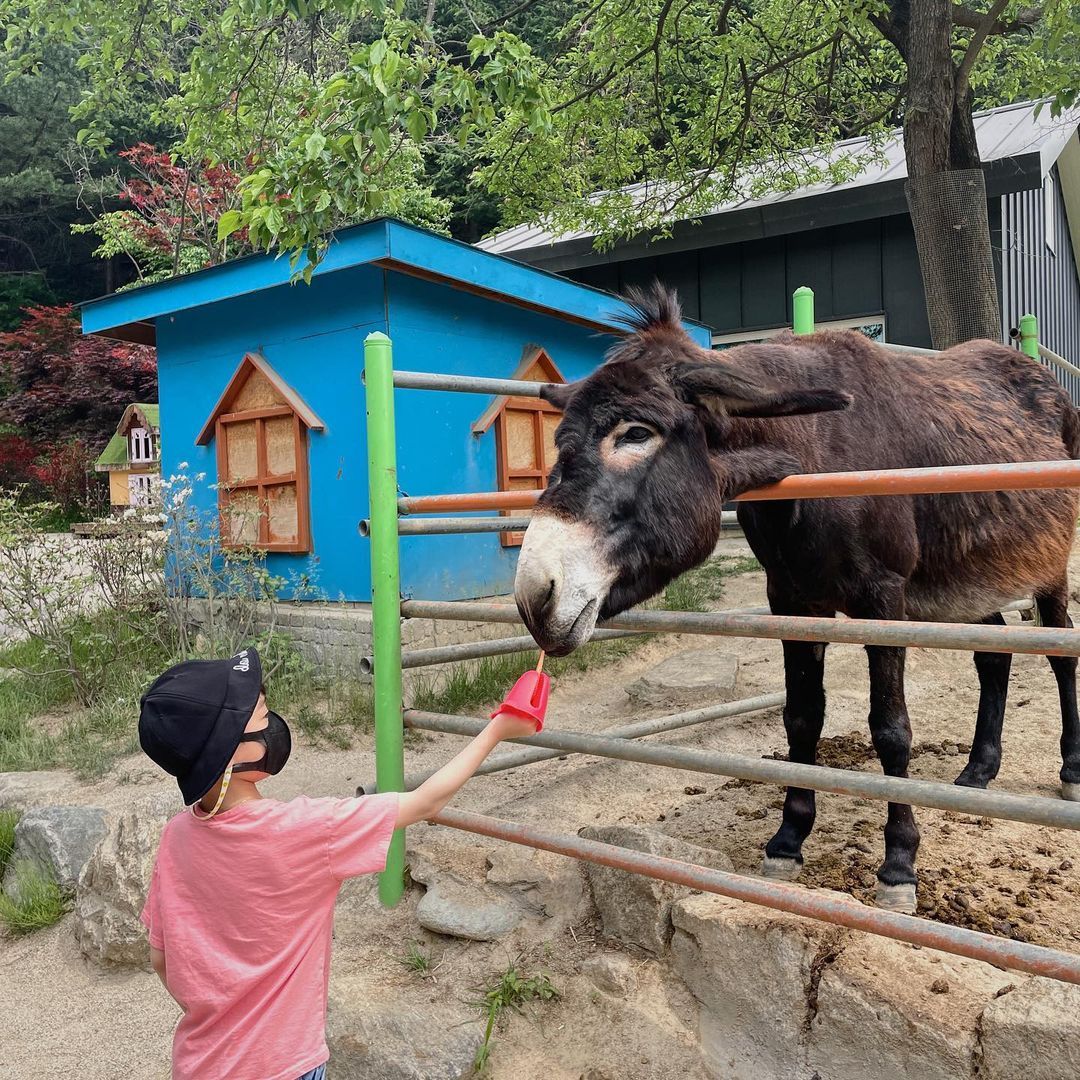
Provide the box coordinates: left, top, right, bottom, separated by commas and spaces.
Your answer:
539, 579, 557, 617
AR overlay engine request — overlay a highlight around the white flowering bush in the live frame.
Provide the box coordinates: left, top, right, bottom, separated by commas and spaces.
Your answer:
0, 472, 319, 705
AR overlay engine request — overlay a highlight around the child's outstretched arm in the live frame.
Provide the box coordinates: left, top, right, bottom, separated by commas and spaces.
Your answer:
395, 712, 537, 828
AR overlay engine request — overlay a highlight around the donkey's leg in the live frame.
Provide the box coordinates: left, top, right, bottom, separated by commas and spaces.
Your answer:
1034, 583, 1080, 801
955, 613, 1011, 789
865, 643, 920, 913
762, 639, 828, 880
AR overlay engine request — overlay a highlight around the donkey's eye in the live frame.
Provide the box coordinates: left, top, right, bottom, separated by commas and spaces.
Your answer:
619, 425, 654, 445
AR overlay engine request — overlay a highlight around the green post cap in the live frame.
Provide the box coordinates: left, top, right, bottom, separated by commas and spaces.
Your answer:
792, 286, 815, 336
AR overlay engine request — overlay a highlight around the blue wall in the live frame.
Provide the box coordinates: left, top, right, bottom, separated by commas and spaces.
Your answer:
156, 264, 386, 602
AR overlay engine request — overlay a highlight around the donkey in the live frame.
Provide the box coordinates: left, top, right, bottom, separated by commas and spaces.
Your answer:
513, 284, 1080, 912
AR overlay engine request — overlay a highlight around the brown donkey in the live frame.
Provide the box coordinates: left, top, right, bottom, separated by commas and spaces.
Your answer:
513, 284, 1080, 913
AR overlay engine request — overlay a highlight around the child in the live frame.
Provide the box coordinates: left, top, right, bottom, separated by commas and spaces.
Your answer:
137, 646, 541, 1080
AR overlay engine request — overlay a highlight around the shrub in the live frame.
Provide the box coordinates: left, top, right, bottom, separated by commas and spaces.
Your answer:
0, 433, 39, 490
0, 304, 156, 448
29, 439, 103, 519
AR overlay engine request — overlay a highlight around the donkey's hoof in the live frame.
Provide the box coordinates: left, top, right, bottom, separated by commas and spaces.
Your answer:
875, 882, 917, 914
760, 856, 802, 881
1062, 782, 1080, 802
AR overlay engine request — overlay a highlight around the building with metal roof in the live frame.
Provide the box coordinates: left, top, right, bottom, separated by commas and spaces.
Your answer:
480, 101, 1080, 383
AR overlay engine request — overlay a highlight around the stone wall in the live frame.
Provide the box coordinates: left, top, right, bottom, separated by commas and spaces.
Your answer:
187, 598, 522, 674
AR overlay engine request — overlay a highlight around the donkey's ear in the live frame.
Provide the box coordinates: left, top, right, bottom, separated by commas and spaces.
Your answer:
673, 363, 852, 418
539, 381, 579, 411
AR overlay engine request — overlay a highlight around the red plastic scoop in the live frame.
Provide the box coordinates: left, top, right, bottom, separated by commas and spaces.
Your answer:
491, 654, 550, 731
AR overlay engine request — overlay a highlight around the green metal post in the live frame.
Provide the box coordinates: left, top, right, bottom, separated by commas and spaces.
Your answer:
792, 286, 815, 335
364, 331, 406, 907
1019, 313, 1040, 361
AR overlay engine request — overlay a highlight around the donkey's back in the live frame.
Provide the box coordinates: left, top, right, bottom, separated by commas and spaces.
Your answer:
759, 330, 1080, 623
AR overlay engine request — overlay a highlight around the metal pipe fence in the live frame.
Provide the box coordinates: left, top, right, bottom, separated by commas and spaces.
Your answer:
400, 599, 1067, 656
357, 692, 787, 793
374, 601, 1030, 675
406, 709, 1080, 831
362, 626, 652, 676
395, 459, 1080, 516
392, 370, 549, 397
362, 300, 1080, 982
434, 808, 1080, 985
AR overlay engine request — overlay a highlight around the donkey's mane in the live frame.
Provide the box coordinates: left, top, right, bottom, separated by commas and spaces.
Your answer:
610, 282, 683, 335
605, 282, 695, 367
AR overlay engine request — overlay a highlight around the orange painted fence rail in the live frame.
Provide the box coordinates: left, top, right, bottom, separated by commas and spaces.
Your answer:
397, 458, 1080, 515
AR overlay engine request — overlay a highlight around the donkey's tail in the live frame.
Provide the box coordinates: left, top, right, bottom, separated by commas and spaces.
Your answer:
1063, 405, 1080, 460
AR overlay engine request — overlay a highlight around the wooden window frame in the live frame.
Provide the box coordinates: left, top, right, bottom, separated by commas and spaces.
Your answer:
215, 405, 312, 554
494, 394, 561, 547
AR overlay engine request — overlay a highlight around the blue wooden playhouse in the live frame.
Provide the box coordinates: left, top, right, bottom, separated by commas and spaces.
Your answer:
81, 218, 711, 602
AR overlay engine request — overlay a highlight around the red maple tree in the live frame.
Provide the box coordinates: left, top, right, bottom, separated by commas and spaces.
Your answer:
0, 305, 157, 480
117, 143, 246, 267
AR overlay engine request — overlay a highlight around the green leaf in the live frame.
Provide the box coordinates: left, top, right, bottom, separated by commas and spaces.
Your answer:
314, 192, 331, 212
304, 132, 326, 160
405, 109, 427, 142
216, 210, 244, 240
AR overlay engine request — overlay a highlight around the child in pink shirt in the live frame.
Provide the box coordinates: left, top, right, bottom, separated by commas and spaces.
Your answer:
138, 646, 539, 1080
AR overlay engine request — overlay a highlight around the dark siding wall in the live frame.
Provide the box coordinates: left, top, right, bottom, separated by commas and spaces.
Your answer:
568, 215, 936, 347
1000, 167, 1080, 403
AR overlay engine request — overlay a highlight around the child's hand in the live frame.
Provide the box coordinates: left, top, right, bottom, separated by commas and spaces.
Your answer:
489, 710, 542, 741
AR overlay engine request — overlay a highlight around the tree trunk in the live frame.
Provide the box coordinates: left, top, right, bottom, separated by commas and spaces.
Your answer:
898, 0, 1002, 348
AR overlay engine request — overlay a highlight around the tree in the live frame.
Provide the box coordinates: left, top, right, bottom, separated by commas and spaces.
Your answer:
2, 0, 550, 276
0, 304, 156, 446
72, 143, 249, 287
6, 0, 1075, 345
480, 0, 1079, 347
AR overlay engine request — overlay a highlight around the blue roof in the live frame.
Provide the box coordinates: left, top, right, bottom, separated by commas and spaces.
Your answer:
81, 218, 712, 345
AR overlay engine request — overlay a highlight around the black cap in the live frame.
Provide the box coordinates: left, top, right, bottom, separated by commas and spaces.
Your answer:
139, 648, 263, 805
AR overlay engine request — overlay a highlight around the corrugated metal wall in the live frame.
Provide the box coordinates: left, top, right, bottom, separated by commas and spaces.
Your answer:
1000, 166, 1080, 403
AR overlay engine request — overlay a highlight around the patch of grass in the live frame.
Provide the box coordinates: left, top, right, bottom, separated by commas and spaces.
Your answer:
472, 965, 559, 1072
0, 616, 378, 778
397, 940, 446, 981
0, 859, 71, 936
0, 810, 18, 880
410, 634, 643, 716
399, 940, 433, 975
662, 556, 762, 613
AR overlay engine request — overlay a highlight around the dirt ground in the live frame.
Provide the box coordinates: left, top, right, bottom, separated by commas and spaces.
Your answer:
5, 538, 1080, 1079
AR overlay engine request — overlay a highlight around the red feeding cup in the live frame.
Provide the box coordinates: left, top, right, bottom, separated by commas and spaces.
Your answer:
492, 670, 550, 732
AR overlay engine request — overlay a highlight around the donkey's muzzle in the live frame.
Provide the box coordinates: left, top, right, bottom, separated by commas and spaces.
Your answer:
513, 513, 615, 655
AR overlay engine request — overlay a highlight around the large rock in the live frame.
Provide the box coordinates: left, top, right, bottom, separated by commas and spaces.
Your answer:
411, 853, 526, 941
2, 805, 107, 898
979, 978, 1080, 1080
579, 825, 733, 955
485, 845, 588, 923
671, 893, 827, 1080
74, 792, 177, 968
806, 934, 1014, 1080
0, 771, 72, 812
626, 650, 739, 709
327, 984, 483, 1079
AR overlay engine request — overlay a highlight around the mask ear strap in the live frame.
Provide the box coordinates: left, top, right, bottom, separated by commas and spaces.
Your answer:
191, 763, 234, 820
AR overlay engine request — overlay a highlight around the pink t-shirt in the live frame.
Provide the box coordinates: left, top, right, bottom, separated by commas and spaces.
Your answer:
141, 793, 398, 1080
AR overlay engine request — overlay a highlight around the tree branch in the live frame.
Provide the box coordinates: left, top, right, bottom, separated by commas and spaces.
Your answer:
951, 3, 1041, 33
956, 0, 1009, 94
